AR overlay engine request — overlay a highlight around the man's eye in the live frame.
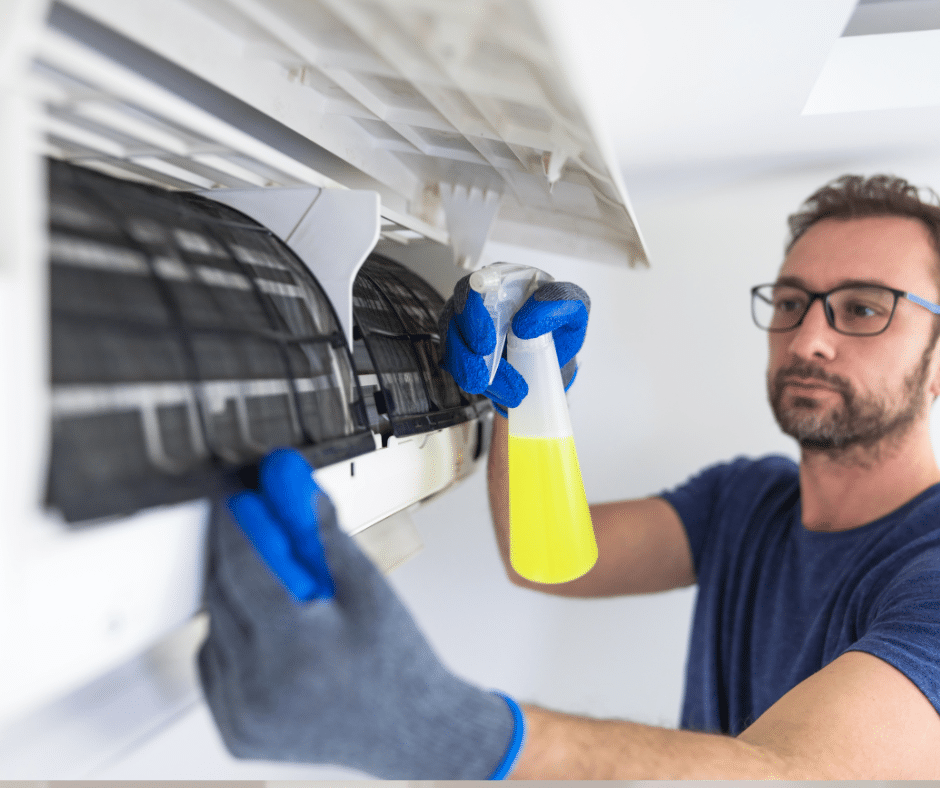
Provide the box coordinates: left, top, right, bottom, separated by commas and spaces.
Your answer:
774, 298, 804, 313
843, 301, 881, 319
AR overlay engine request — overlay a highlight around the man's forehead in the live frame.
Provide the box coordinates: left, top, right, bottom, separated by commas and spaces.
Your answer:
773, 273, 894, 291
779, 215, 939, 291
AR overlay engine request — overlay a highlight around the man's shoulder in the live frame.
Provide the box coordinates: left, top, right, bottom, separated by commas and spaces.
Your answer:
740, 453, 799, 475
703, 453, 799, 492
662, 454, 799, 520
905, 481, 940, 518
887, 482, 940, 547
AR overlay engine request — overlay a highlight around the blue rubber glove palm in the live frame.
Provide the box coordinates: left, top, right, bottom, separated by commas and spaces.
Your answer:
198, 449, 524, 779
439, 273, 590, 416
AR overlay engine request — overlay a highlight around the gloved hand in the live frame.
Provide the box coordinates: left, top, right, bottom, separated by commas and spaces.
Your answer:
198, 448, 525, 779
439, 273, 590, 416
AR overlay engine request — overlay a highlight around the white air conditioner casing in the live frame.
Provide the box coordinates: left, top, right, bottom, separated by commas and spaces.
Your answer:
0, 0, 648, 772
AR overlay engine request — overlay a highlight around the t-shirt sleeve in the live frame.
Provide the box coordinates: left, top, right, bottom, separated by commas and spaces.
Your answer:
658, 458, 752, 573
845, 547, 940, 716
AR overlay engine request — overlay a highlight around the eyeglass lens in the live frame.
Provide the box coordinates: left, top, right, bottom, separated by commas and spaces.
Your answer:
752, 284, 896, 335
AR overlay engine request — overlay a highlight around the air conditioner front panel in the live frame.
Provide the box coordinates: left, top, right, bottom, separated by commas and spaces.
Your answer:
47, 0, 648, 267
0, 0, 649, 739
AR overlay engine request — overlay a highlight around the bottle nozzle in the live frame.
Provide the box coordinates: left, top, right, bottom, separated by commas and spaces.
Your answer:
469, 267, 503, 293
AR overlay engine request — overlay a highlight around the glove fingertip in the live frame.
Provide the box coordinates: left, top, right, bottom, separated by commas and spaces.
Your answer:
457, 289, 496, 355
556, 317, 589, 367
259, 448, 321, 532
509, 293, 547, 340
442, 321, 491, 394
512, 296, 586, 341
254, 450, 339, 601
260, 447, 317, 490
487, 358, 528, 409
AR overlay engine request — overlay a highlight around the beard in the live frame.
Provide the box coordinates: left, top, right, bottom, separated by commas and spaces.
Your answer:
768, 350, 934, 455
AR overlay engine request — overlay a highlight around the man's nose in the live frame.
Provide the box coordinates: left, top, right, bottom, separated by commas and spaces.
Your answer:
785, 297, 837, 361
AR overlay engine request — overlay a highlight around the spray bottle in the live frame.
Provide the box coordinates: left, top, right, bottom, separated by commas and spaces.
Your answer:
469, 263, 597, 583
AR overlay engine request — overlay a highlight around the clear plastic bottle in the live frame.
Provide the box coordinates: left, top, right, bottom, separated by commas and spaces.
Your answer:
506, 328, 597, 583
469, 263, 552, 386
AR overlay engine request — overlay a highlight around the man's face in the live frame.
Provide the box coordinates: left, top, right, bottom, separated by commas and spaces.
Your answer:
767, 215, 940, 455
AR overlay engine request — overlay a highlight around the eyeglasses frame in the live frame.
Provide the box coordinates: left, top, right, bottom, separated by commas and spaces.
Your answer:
751, 282, 940, 336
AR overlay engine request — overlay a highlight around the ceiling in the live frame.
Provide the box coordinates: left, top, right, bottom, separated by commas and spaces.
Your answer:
544, 0, 940, 200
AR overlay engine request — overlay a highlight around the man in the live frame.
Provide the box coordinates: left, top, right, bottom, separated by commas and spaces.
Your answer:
199, 175, 940, 778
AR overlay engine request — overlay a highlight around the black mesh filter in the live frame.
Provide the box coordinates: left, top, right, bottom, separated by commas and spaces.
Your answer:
353, 254, 483, 437
48, 159, 373, 523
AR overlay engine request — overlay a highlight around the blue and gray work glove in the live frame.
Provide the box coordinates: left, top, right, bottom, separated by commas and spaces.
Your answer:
439, 272, 591, 416
198, 448, 525, 779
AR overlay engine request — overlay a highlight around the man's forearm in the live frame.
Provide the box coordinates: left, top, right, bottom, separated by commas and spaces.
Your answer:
510, 705, 794, 780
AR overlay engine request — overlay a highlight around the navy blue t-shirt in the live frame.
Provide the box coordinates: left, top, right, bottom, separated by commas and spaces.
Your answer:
660, 455, 940, 735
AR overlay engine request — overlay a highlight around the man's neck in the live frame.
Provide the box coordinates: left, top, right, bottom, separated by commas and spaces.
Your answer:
798, 424, 940, 531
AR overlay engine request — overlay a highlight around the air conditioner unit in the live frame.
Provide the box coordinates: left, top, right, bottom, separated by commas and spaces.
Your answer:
0, 0, 647, 756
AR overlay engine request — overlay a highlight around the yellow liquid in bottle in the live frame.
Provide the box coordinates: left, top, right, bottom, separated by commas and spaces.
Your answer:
508, 434, 598, 583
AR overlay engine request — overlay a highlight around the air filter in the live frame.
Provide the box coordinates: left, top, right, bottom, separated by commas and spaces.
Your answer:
353, 254, 484, 439
47, 159, 373, 523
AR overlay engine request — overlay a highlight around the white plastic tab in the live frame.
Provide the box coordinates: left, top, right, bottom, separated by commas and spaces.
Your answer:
201, 185, 323, 240
286, 189, 381, 350
439, 182, 503, 270
201, 186, 381, 350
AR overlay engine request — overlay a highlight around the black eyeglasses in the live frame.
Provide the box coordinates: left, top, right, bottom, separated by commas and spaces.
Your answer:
751, 282, 940, 336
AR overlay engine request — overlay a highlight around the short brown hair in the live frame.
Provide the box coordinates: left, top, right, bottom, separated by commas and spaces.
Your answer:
787, 174, 940, 257
788, 174, 940, 304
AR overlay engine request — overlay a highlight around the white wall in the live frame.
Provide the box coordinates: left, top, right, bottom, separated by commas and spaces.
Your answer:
19, 154, 940, 779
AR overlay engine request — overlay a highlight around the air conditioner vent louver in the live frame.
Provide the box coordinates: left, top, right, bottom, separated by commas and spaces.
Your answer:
48, 158, 374, 523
